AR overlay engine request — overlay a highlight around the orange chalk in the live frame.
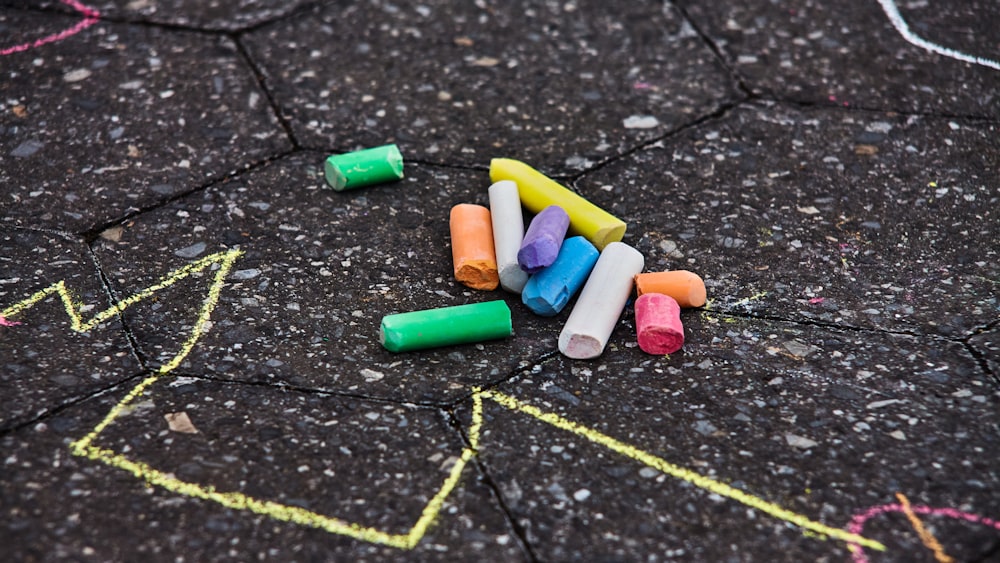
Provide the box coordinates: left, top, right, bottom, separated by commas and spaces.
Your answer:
450, 204, 500, 291
634, 270, 706, 308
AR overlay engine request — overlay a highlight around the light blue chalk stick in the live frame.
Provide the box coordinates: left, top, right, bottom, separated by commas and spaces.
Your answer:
522, 236, 600, 316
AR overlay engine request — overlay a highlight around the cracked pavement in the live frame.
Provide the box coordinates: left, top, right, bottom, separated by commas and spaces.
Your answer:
2, 1, 998, 561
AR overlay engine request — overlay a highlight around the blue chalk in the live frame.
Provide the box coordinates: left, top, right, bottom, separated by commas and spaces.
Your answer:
522, 236, 600, 316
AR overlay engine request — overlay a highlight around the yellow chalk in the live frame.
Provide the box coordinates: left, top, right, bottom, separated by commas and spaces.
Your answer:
489, 158, 626, 250
4, 248, 887, 554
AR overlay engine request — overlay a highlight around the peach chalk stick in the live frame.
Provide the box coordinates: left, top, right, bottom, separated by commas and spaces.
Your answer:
488, 180, 529, 294
489, 158, 626, 251
450, 204, 500, 291
558, 242, 644, 359
634, 270, 707, 308
635, 293, 684, 355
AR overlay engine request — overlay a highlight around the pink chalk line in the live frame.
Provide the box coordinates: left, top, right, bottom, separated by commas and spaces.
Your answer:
846, 502, 1000, 563
1, 0, 101, 56
0, 315, 22, 327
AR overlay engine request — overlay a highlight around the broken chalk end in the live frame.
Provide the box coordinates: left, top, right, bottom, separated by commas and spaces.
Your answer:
455, 261, 500, 291
323, 157, 349, 190
558, 332, 604, 359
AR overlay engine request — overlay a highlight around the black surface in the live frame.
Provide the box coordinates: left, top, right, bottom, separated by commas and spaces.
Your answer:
2, 1, 997, 561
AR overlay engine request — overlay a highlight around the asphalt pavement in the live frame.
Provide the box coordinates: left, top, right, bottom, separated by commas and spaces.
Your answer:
1, 1, 998, 561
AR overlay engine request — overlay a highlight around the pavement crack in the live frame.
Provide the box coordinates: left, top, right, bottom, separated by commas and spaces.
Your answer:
667, 0, 755, 98
705, 307, 921, 338
0, 370, 149, 436
968, 317, 1000, 336
442, 350, 562, 411
703, 307, 998, 383
86, 243, 149, 368
87, 13, 228, 34
443, 407, 540, 562
570, 95, 752, 183
233, 35, 302, 148
168, 372, 454, 408
0, 223, 76, 238
77, 148, 298, 242
960, 339, 999, 386
235, 1, 329, 34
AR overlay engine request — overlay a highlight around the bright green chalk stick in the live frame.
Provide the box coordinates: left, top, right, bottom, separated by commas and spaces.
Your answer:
324, 144, 404, 191
380, 300, 512, 353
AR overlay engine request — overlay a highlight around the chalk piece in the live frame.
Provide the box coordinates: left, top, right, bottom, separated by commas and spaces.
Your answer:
488, 180, 529, 294
634, 270, 707, 308
518, 205, 570, 273
635, 293, 684, 354
522, 236, 599, 316
380, 300, 513, 352
450, 204, 500, 291
558, 242, 644, 359
324, 144, 404, 191
490, 158, 626, 250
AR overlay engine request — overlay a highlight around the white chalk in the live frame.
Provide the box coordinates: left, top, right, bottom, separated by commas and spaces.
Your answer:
877, 0, 1000, 71
488, 180, 529, 293
558, 242, 644, 359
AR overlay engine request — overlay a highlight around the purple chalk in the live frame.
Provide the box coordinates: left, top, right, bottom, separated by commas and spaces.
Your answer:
518, 205, 570, 273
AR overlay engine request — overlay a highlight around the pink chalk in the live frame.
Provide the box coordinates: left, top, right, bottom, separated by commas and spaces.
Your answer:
635, 293, 684, 354
1, 0, 101, 57
847, 502, 1000, 563
0, 315, 21, 327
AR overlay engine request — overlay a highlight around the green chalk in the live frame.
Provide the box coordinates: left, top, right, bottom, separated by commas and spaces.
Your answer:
324, 144, 404, 191
380, 300, 512, 353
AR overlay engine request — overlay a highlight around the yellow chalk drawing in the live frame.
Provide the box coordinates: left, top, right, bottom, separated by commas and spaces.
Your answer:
69, 381, 482, 549
2, 251, 884, 554
2, 249, 242, 348
729, 290, 769, 309
479, 389, 882, 551
703, 290, 768, 312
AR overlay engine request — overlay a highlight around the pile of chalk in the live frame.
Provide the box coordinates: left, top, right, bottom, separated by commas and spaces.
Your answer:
323, 145, 706, 360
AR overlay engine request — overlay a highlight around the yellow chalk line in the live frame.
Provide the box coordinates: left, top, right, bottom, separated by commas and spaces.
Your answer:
478, 389, 885, 552
157, 249, 241, 374
71, 249, 243, 447
71, 441, 410, 547
4, 250, 883, 553
67, 368, 481, 550
896, 492, 954, 563
2, 249, 244, 333
1, 280, 80, 326
703, 290, 768, 312
4, 248, 478, 549
401, 391, 485, 548
728, 290, 769, 309
55, 248, 429, 547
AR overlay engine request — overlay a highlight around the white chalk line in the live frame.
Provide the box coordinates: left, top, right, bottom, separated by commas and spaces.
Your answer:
877, 0, 1000, 71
